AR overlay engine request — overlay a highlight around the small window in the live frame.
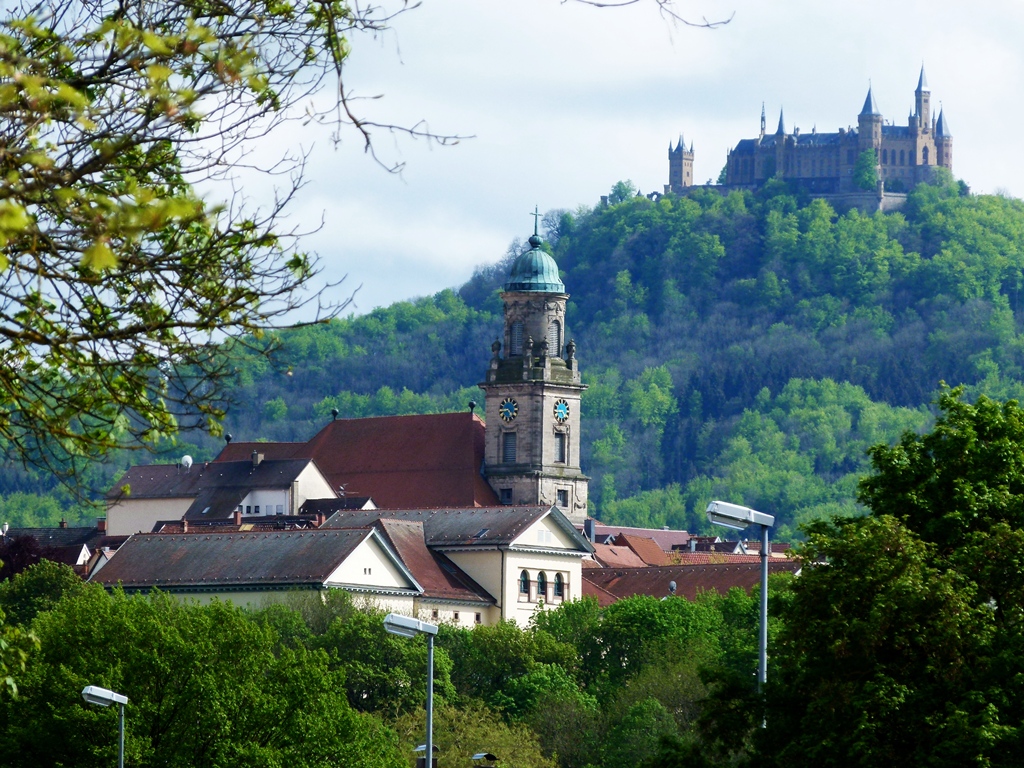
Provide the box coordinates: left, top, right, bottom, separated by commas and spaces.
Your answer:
557, 489, 569, 508
555, 432, 567, 463
432, 609, 439, 620
510, 322, 524, 355
236, 505, 243, 512
502, 432, 517, 463
246, 505, 252, 514
882, 149, 887, 164
363, 567, 371, 575
922, 146, 929, 165
900, 149, 905, 165
500, 488, 513, 505
254, 505, 260, 514
537, 572, 547, 601
519, 570, 529, 595
276, 505, 284, 515
475, 612, 482, 625
554, 573, 564, 598
453, 611, 459, 622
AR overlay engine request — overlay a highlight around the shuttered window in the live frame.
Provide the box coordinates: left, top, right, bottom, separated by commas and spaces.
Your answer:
510, 322, 524, 355
503, 432, 517, 463
547, 320, 561, 356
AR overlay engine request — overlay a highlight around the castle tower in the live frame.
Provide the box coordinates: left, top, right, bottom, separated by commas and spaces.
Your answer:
858, 85, 883, 154
667, 134, 695, 193
480, 215, 588, 524
915, 65, 931, 131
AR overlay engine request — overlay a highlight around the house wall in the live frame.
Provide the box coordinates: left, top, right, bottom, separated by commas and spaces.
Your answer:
443, 550, 504, 608
106, 497, 192, 536
238, 489, 289, 516
503, 550, 583, 627
414, 602, 500, 628
293, 465, 337, 511
326, 536, 414, 591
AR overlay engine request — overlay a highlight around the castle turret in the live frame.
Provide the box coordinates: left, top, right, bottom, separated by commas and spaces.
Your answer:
935, 107, 953, 168
915, 64, 931, 130
480, 214, 588, 523
858, 85, 883, 156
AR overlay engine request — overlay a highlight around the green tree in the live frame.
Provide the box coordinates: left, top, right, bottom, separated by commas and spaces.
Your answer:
0, 586, 405, 767
609, 180, 638, 204
852, 149, 879, 191
0, 560, 83, 626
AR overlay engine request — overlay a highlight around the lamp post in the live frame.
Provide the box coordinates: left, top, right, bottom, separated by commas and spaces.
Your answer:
82, 685, 128, 768
706, 500, 775, 692
384, 613, 439, 767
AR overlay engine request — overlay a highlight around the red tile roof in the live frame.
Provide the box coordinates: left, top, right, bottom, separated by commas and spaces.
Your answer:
582, 577, 619, 607
613, 533, 671, 566
582, 561, 801, 603
373, 519, 493, 604
592, 543, 647, 568
216, 413, 499, 509
587, 524, 692, 551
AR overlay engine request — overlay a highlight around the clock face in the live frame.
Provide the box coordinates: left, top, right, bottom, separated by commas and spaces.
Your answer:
554, 399, 570, 423
499, 397, 519, 422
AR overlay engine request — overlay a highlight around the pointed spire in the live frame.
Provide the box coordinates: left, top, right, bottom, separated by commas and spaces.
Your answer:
936, 107, 951, 137
776, 108, 786, 135
916, 63, 930, 92
860, 85, 881, 116
689, 140, 694, 152
675, 133, 684, 152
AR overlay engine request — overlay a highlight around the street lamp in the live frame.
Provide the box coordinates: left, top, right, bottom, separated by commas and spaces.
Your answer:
384, 614, 438, 768
82, 685, 128, 768
706, 500, 775, 692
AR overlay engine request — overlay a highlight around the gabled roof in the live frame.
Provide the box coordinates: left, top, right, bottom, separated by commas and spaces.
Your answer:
582, 561, 801, 602
588, 524, 691, 551
612, 533, 670, 566
109, 459, 316, 501
370, 519, 494, 604
591, 543, 646, 568
216, 413, 499, 508
317, 505, 593, 553
5, 526, 103, 549
91, 529, 407, 591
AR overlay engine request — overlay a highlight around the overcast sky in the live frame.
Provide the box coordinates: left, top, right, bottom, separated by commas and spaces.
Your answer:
252, 0, 1024, 314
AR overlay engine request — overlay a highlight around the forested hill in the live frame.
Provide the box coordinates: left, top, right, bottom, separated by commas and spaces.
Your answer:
13, 171, 1024, 539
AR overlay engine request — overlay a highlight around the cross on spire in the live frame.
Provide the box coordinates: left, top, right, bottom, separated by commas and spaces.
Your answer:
530, 205, 540, 236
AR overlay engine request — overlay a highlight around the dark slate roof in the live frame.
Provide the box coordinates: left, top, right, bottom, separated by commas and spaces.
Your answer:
882, 124, 912, 138
936, 109, 951, 137
5, 526, 103, 549
316, 505, 593, 552
374, 519, 494, 603
860, 87, 881, 116
91, 529, 384, 589
916, 64, 929, 92
588, 524, 691, 550
582, 561, 801, 602
108, 459, 315, 501
216, 413, 499, 508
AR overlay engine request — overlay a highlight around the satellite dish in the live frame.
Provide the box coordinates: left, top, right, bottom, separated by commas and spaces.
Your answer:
181, 455, 193, 470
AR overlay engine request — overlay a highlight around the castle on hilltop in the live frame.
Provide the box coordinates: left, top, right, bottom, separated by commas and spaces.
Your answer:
667, 66, 953, 196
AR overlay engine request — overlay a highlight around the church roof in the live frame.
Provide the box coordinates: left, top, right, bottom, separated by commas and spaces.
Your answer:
217, 413, 499, 509
860, 86, 881, 116
505, 235, 565, 293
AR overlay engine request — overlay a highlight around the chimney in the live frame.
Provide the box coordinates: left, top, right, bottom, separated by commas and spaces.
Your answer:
251, 450, 264, 468
96, 517, 107, 533
315, 512, 325, 528
690, 538, 696, 553
583, 518, 596, 542
234, 509, 242, 526
182, 520, 188, 533
59, 517, 68, 529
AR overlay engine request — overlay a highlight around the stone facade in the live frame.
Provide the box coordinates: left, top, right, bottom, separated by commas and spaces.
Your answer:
667, 67, 953, 195
667, 135, 694, 191
480, 239, 589, 525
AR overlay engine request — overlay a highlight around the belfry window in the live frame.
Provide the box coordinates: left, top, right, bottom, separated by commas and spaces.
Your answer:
547, 320, 561, 357
922, 146, 929, 165
510, 322, 524, 355
502, 432, 517, 463
555, 431, 567, 463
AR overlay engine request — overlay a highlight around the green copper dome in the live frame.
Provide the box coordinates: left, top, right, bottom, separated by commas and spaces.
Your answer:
504, 234, 565, 293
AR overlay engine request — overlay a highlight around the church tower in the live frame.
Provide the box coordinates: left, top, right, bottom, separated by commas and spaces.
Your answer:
480, 216, 588, 524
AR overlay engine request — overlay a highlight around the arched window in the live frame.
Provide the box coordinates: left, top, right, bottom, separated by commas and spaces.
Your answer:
547, 320, 561, 357
510, 322, 524, 355
882, 149, 888, 165
922, 146, 929, 165
519, 570, 529, 595
900, 150, 905, 166
554, 573, 564, 599
536, 572, 547, 601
